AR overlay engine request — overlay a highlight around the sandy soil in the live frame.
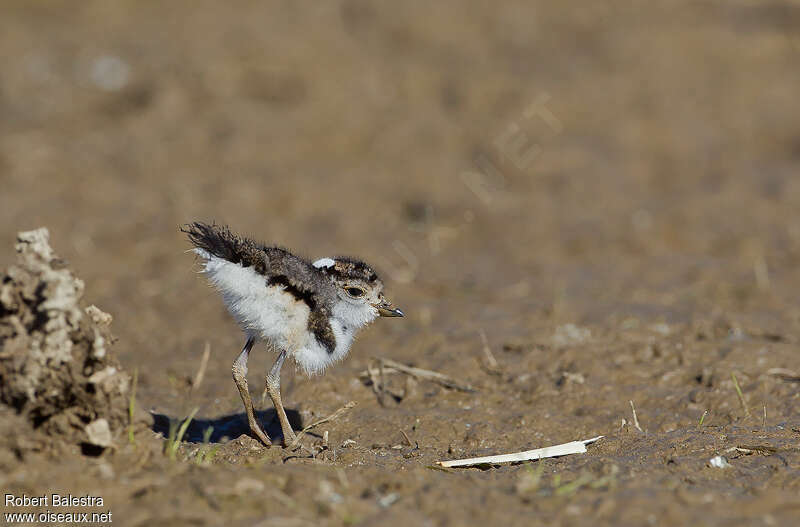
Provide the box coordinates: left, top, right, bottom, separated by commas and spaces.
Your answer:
2, 1, 800, 525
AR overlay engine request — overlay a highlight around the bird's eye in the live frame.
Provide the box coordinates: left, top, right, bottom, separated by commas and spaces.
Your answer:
346, 287, 365, 298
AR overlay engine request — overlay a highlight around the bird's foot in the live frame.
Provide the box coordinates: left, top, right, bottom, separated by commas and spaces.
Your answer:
281, 427, 298, 448
250, 422, 273, 448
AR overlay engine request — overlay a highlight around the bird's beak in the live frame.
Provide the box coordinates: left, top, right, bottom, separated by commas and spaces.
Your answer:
373, 299, 404, 317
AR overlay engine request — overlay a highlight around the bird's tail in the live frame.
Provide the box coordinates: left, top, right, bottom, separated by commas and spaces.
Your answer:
181, 221, 245, 264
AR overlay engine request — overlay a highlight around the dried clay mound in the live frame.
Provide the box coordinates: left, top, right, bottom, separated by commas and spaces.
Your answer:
0, 228, 147, 455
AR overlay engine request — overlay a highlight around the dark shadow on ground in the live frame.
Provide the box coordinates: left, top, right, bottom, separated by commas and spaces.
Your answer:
150, 408, 303, 444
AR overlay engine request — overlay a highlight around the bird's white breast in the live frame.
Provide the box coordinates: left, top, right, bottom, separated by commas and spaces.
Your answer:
195, 250, 356, 375
293, 318, 356, 375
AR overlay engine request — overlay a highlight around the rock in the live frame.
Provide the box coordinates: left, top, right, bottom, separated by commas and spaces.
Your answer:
85, 305, 113, 326
85, 419, 113, 448
552, 323, 591, 347
0, 228, 143, 454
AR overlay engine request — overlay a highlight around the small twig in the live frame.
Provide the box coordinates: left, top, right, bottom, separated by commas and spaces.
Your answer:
366, 361, 386, 406
629, 401, 643, 433
192, 342, 211, 392
128, 367, 138, 444
479, 329, 499, 370
287, 401, 357, 451
766, 368, 800, 382
731, 372, 751, 418
360, 368, 402, 379
373, 358, 476, 393
133, 444, 153, 470
735, 444, 779, 456
400, 429, 413, 447
379, 360, 388, 400
365, 359, 406, 404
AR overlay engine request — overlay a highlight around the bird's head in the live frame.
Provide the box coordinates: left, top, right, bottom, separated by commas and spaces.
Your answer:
313, 256, 403, 328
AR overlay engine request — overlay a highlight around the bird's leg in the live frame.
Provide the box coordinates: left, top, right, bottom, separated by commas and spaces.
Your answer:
259, 341, 277, 407
232, 336, 272, 447
266, 350, 297, 446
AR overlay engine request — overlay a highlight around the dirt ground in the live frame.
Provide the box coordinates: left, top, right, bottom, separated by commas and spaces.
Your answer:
2, 1, 800, 525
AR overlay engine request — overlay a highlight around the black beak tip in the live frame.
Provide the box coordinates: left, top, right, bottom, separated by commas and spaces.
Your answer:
378, 306, 404, 317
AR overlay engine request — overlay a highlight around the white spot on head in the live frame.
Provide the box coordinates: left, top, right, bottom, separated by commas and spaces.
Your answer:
313, 257, 335, 269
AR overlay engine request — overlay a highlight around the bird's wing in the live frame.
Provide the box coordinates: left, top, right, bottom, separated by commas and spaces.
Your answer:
183, 222, 338, 353
261, 245, 338, 354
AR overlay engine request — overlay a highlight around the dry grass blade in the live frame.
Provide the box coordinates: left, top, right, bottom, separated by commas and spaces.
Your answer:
379, 360, 388, 399
374, 358, 476, 393
629, 400, 643, 433
366, 361, 386, 406
168, 407, 199, 460
734, 444, 779, 456
287, 401, 357, 450
479, 329, 499, 370
731, 372, 751, 418
766, 368, 800, 382
192, 342, 211, 392
128, 367, 138, 444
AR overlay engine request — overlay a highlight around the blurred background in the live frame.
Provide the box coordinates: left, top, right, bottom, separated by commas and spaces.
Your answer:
3, 1, 799, 358
3, 0, 800, 410
2, 1, 800, 522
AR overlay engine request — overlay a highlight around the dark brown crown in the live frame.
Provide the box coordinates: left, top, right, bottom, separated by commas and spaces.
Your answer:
320, 257, 380, 284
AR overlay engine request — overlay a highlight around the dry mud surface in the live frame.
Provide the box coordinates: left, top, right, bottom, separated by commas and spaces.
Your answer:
2, 1, 800, 526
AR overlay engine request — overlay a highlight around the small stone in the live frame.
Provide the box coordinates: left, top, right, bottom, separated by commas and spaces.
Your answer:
85, 418, 113, 448
317, 480, 343, 504
16, 228, 54, 262
95, 461, 115, 479
92, 330, 107, 358
552, 324, 591, 346
90, 55, 131, 91
234, 477, 265, 494
378, 493, 399, 508
85, 305, 113, 326
88, 366, 118, 385
650, 323, 671, 335
708, 455, 731, 469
